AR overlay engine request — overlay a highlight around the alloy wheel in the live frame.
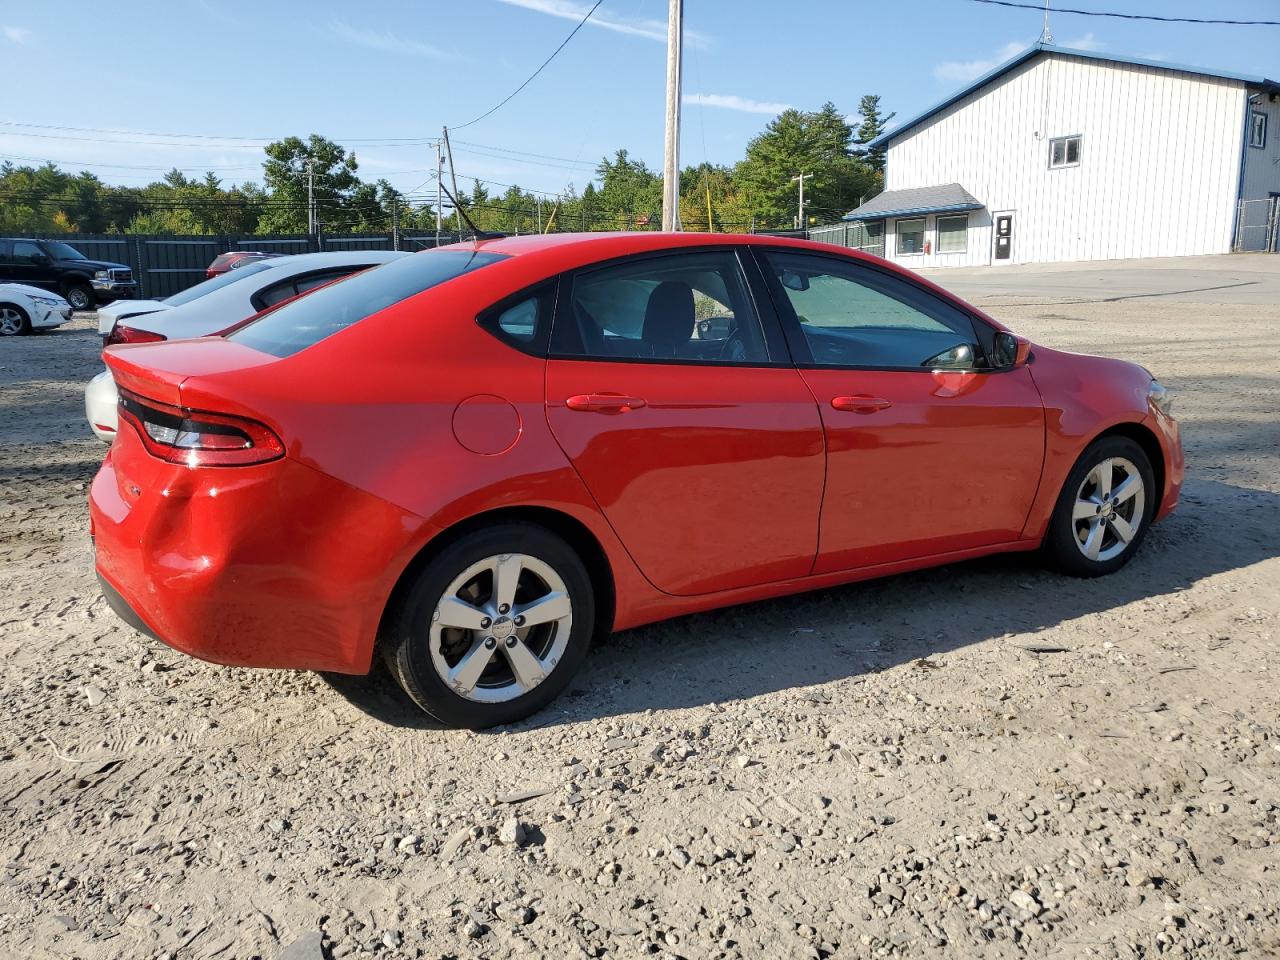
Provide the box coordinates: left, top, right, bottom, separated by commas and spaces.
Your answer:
1072, 456, 1145, 562
0, 308, 25, 336
429, 553, 573, 704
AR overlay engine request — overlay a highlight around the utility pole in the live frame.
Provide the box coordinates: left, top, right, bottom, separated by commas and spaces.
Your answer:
791, 172, 813, 230
1040, 0, 1052, 42
391, 196, 400, 250
442, 126, 463, 237
305, 158, 316, 237
434, 140, 443, 246
661, 0, 683, 231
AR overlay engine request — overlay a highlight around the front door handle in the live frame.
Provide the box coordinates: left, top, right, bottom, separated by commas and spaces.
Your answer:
831, 395, 892, 413
565, 393, 647, 413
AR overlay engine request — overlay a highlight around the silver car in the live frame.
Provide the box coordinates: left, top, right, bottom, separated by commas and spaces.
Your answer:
86, 250, 408, 441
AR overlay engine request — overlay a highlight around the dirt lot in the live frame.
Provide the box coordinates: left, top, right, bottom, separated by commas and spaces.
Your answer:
1, 262, 1278, 960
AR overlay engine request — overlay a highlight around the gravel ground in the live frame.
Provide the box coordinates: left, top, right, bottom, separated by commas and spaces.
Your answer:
1, 278, 1277, 960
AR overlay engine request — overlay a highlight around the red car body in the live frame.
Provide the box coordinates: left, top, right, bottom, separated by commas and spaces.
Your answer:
205, 251, 281, 279
91, 233, 1182, 679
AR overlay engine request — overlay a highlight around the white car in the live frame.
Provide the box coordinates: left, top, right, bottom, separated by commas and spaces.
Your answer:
0, 283, 73, 336
86, 250, 407, 440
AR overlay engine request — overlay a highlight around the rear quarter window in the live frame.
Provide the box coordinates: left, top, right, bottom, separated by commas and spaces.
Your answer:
229, 250, 506, 358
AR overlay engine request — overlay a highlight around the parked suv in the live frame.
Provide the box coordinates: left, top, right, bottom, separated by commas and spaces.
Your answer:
0, 238, 137, 311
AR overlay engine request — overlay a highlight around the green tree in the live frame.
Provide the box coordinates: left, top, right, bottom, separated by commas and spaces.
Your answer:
853, 94, 895, 177
734, 102, 879, 227
260, 134, 360, 233
596, 150, 661, 228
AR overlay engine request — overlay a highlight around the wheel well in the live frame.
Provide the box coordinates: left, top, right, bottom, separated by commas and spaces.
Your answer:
0, 302, 28, 317
1093, 422, 1165, 515
377, 506, 616, 650
60, 276, 92, 292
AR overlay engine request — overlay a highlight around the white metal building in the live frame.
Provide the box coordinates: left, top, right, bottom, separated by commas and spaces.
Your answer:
836, 43, 1280, 267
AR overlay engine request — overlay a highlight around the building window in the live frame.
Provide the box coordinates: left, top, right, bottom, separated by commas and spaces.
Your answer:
1049, 135, 1081, 168
895, 218, 926, 255
936, 215, 969, 254
1249, 111, 1268, 149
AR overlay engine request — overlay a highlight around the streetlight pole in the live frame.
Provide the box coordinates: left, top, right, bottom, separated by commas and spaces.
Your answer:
661, 0, 683, 231
791, 172, 813, 231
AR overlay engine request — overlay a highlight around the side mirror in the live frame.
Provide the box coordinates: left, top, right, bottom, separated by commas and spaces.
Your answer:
779, 269, 810, 292
993, 332, 1032, 369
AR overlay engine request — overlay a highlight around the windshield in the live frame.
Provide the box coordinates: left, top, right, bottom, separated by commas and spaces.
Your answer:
43, 241, 86, 261
164, 259, 278, 306
230, 250, 506, 358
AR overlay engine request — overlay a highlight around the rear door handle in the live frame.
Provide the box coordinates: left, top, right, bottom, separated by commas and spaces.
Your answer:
831, 395, 892, 413
565, 393, 647, 413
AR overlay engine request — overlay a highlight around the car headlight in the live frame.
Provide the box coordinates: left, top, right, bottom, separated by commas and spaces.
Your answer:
94, 270, 110, 280
1148, 379, 1174, 416
31, 296, 62, 306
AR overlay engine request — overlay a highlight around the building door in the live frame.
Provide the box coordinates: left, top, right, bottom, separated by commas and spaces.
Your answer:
993, 212, 1014, 262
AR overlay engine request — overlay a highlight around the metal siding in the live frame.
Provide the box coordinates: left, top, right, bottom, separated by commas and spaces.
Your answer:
883, 53, 1246, 266
1241, 91, 1280, 201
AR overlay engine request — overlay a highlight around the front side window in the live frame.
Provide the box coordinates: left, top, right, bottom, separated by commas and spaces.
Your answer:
895, 218, 925, 255
1049, 135, 1081, 168
763, 251, 982, 369
554, 251, 770, 364
936, 215, 969, 254
1250, 111, 1268, 149
231, 250, 505, 358
12, 241, 46, 264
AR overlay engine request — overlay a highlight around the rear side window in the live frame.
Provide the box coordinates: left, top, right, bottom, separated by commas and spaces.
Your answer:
166, 260, 277, 306
477, 280, 557, 356
230, 251, 505, 357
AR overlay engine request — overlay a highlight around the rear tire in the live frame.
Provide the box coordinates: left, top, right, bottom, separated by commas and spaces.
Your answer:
64, 284, 93, 312
0, 305, 31, 336
381, 523, 595, 728
1043, 435, 1155, 578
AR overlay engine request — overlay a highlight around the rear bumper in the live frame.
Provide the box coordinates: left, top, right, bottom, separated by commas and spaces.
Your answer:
90, 431, 425, 675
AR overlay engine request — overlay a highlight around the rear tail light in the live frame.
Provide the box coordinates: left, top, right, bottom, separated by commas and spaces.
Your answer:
106, 324, 167, 347
117, 388, 284, 467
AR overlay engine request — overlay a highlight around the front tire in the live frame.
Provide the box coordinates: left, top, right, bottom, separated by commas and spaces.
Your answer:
1043, 435, 1155, 577
0, 305, 31, 336
382, 523, 595, 728
64, 284, 94, 312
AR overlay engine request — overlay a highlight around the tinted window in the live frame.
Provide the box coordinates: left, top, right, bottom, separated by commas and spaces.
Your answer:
556, 251, 769, 363
764, 251, 980, 369
165, 260, 278, 306
256, 278, 299, 309
231, 250, 505, 358
12, 241, 46, 264
0, 241, 11, 263
42, 241, 86, 260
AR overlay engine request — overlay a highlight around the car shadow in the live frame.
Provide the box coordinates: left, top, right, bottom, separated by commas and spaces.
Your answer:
322, 476, 1278, 732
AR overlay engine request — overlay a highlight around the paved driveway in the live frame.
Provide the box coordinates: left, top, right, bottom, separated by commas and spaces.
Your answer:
920, 254, 1280, 306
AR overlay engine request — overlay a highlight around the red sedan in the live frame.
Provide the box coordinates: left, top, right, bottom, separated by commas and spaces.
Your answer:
90, 233, 1182, 728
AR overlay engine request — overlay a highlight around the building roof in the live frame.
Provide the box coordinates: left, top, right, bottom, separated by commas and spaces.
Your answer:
870, 42, 1280, 149
843, 184, 983, 222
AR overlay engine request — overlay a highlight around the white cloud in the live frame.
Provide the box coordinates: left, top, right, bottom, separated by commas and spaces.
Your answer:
328, 20, 456, 59
3, 25, 32, 44
1060, 32, 1104, 51
683, 93, 792, 115
933, 41, 1025, 85
496, 0, 709, 47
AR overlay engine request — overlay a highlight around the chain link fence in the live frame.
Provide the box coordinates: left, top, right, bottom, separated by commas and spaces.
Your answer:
1233, 197, 1279, 253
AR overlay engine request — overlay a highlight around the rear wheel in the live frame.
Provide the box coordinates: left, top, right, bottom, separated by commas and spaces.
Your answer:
64, 284, 93, 312
0, 305, 30, 336
382, 523, 595, 728
1043, 436, 1155, 577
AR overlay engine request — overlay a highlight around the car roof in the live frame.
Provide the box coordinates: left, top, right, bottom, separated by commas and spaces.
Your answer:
442, 231, 868, 261
253, 250, 406, 271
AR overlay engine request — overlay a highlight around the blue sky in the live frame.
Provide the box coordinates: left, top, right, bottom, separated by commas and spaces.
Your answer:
1, 0, 1276, 203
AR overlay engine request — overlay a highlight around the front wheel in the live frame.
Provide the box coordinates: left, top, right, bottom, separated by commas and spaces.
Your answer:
381, 523, 595, 728
0, 305, 31, 336
64, 284, 94, 312
1043, 435, 1155, 577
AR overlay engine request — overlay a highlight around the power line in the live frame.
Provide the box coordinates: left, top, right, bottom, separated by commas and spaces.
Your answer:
965, 0, 1280, 26
450, 0, 605, 131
